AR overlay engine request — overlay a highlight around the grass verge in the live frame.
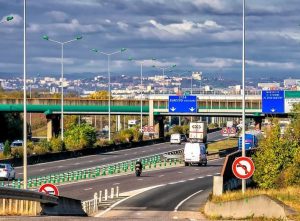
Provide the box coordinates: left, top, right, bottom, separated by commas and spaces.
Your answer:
211, 186, 300, 220
207, 137, 237, 152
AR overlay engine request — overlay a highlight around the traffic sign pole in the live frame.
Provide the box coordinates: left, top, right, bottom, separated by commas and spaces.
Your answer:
242, 0, 246, 194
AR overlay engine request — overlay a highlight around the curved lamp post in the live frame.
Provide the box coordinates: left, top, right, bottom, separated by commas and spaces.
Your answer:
152, 64, 176, 94
42, 35, 82, 140
0, 15, 14, 25
91, 48, 127, 141
128, 57, 156, 131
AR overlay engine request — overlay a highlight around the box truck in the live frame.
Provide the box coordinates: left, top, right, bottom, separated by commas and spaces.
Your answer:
189, 122, 208, 143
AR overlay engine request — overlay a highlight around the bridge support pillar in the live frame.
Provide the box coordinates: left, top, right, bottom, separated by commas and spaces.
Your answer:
46, 114, 60, 141
149, 99, 154, 127
253, 116, 263, 130
154, 116, 165, 138
117, 115, 121, 131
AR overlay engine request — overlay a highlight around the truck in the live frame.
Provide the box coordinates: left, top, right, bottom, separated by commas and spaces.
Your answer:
238, 133, 258, 150
189, 122, 208, 143
184, 142, 207, 166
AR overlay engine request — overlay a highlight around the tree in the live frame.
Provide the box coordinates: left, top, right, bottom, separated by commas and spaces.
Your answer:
0, 113, 22, 142
3, 140, 11, 157
64, 124, 96, 150
88, 90, 109, 99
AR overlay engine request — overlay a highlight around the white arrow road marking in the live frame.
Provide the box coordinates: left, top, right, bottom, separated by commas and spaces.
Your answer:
174, 190, 203, 212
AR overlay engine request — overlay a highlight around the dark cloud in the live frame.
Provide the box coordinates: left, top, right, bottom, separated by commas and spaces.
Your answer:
0, 0, 299, 78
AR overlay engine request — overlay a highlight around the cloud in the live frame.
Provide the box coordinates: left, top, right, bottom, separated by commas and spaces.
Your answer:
34, 57, 75, 65
139, 19, 222, 40
46, 11, 70, 22
117, 21, 129, 31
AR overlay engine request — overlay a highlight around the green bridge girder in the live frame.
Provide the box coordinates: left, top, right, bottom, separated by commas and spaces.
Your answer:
0, 104, 150, 115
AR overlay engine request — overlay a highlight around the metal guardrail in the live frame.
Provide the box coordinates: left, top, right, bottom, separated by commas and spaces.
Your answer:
0, 187, 57, 204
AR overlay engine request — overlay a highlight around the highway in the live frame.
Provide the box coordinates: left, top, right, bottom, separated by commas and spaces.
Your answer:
58, 158, 224, 201
15, 130, 223, 178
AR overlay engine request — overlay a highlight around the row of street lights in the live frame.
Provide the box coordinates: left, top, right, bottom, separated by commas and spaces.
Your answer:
2, 0, 248, 192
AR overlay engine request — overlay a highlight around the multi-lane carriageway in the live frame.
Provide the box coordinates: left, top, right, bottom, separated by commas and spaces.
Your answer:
10, 131, 225, 220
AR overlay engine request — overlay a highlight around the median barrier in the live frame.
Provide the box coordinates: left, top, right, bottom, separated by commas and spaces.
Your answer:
0, 138, 165, 167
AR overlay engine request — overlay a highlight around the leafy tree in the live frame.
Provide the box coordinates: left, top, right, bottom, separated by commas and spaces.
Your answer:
252, 119, 296, 189
88, 90, 109, 99
64, 124, 96, 150
3, 140, 11, 157
0, 113, 22, 141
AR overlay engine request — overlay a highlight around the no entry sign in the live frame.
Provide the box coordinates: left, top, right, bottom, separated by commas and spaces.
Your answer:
232, 157, 255, 179
39, 183, 59, 196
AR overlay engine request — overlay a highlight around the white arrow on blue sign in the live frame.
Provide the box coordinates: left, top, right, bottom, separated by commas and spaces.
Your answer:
168, 95, 197, 113
262, 90, 285, 114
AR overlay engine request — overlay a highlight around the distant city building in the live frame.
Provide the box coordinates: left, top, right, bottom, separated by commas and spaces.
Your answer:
257, 82, 280, 90
284, 78, 300, 90
192, 71, 202, 80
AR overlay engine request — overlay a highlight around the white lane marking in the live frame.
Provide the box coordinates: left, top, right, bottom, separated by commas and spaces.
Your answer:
95, 184, 165, 217
198, 176, 204, 179
113, 183, 120, 185
137, 178, 143, 181
168, 182, 179, 185
74, 163, 80, 165
142, 151, 146, 153
195, 169, 199, 171
58, 166, 64, 168
39, 169, 45, 172
159, 175, 164, 177
178, 172, 183, 174
89, 161, 93, 163
188, 178, 195, 181
215, 172, 221, 175
84, 188, 93, 191
206, 175, 213, 177
18, 173, 23, 175
178, 180, 186, 183
173, 216, 178, 219
174, 190, 203, 212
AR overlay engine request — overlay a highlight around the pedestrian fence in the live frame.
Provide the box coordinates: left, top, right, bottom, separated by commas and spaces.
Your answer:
3, 151, 183, 189
82, 186, 122, 215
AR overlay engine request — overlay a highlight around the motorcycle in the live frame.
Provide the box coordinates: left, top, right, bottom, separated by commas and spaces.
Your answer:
135, 166, 142, 177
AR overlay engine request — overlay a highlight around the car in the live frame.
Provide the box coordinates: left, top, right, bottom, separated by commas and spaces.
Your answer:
0, 163, 15, 180
10, 140, 23, 148
170, 133, 187, 144
184, 142, 207, 166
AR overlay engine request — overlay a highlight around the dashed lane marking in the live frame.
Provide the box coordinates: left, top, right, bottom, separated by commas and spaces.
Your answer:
188, 178, 195, 181
113, 183, 120, 185
84, 188, 93, 191
198, 176, 204, 179
206, 175, 213, 177
159, 175, 165, 177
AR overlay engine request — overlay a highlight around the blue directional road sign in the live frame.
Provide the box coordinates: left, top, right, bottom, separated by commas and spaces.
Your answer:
169, 95, 197, 113
262, 90, 285, 114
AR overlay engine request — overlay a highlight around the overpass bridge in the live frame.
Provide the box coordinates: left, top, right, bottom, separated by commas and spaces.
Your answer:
0, 90, 298, 139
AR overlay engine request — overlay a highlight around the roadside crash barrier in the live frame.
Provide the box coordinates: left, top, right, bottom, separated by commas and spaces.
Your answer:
82, 186, 122, 215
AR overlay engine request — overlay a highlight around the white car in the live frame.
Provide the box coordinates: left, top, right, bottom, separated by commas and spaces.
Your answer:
184, 142, 207, 166
11, 140, 23, 148
170, 134, 187, 144
0, 164, 15, 180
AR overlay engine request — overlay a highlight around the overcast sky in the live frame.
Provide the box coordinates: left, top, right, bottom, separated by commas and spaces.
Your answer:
0, 0, 300, 79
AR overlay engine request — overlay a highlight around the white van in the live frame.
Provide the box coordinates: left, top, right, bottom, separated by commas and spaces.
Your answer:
170, 134, 187, 144
184, 142, 207, 166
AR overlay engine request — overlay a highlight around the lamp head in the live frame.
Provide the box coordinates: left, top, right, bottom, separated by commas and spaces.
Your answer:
91, 48, 98, 53
42, 35, 49, 41
128, 57, 134, 61
6, 16, 14, 22
76, 36, 83, 40
121, 48, 127, 52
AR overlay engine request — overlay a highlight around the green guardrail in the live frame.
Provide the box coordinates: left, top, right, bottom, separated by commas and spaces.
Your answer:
3, 154, 182, 189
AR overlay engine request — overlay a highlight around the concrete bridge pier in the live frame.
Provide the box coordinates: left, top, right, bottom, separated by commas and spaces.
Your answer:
46, 114, 60, 141
154, 116, 165, 138
253, 116, 263, 130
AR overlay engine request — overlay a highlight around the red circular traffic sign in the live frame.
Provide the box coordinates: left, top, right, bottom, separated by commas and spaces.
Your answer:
232, 157, 255, 179
38, 183, 59, 196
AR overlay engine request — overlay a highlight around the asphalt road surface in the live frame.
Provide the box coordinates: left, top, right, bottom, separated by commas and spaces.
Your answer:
15, 131, 223, 178
58, 158, 224, 201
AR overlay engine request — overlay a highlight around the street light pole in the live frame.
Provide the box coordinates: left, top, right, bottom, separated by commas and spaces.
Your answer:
23, 0, 27, 189
43, 35, 82, 140
91, 48, 127, 141
242, 0, 246, 194
128, 57, 156, 131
